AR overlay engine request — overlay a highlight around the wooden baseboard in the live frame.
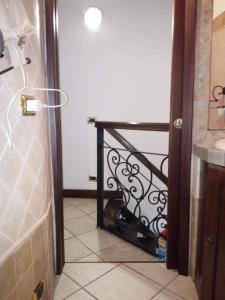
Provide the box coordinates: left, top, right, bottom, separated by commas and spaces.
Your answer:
63, 189, 97, 198
63, 189, 123, 199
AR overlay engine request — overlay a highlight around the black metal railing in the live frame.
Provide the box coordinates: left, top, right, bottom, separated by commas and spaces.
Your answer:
96, 121, 169, 254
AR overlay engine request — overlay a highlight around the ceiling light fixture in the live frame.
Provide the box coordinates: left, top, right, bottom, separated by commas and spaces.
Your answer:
84, 7, 102, 31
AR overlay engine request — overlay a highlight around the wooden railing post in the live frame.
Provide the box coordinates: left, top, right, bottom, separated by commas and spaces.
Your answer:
97, 127, 104, 227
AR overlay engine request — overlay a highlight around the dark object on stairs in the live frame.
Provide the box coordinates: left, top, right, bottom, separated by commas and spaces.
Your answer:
104, 198, 158, 256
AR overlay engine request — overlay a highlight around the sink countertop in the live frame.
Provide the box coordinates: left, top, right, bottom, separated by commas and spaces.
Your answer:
194, 143, 225, 167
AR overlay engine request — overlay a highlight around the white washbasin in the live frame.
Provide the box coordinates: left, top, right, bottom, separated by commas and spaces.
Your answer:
214, 139, 225, 151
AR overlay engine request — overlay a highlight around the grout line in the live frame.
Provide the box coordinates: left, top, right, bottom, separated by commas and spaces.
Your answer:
75, 227, 98, 238
63, 263, 120, 298
82, 263, 121, 289
73, 253, 102, 263
162, 279, 187, 300
67, 261, 161, 264
80, 288, 100, 300
81, 289, 100, 300
64, 226, 96, 240
63, 223, 104, 262
62, 271, 83, 288
87, 213, 97, 221
63, 229, 98, 263
64, 214, 87, 222
64, 226, 97, 239
64, 224, 161, 264
64, 214, 96, 224
161, 288, 186, 300
63, 287, 99, 300
150, 274, 186, 300
63, 199, 97, 215
70, 235, 104, 263
124, 263, 173, 289
60, 273, 82, 299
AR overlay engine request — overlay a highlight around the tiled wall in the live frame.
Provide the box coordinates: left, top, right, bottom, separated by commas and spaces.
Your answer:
190, 0, 212, 278
190, 0, 225, 278
0, 0, 55, 299
0, 209, 55, 300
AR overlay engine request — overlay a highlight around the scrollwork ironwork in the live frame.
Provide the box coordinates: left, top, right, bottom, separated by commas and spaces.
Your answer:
105, 143, 168, 237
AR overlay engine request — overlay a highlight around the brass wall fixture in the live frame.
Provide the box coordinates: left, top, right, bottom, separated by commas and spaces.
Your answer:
87, 117, 97, 124
21, 95, 36, 116
88, 175, 97, 182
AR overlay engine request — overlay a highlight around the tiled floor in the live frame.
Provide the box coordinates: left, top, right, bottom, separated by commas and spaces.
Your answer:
54, 198, 199, 299
63, 198, 155, 263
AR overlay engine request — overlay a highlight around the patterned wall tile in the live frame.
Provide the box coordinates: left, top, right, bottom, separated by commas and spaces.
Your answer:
190, 0, 225, 278
0, 0, 53, 264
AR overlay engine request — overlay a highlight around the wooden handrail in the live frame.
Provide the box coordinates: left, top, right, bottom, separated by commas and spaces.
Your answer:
106, 128, 168, 185
95, 121, 169, 132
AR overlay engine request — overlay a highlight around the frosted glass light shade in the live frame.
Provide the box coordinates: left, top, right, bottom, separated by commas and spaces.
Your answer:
84, 7, 102, 31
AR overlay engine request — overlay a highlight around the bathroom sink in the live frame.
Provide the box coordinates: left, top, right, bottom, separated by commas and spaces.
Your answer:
214, 139, 225, 151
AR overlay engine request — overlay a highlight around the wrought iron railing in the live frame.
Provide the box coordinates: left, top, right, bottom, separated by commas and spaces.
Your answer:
95, 121, 169, 254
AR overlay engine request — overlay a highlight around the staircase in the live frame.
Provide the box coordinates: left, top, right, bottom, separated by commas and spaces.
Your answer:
95, 121, 169, 257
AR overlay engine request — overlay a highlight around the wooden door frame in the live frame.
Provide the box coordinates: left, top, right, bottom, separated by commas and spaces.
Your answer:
45, 0, 196, 275
45, 0, 65, 275
167, 0, 196, 275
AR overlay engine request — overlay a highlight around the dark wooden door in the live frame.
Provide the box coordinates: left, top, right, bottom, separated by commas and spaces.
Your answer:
46, 0, 197, 275
200, 164, 222, 300
196, 163, 225, 300
213, 168, 225, 299
212, 166, 225, 299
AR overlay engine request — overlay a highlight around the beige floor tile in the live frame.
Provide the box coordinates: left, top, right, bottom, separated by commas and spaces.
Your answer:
167, 275, 198, 300
125, 263, 177, 286
152, 289, 184, 300
64, 262, 117, 286
65, 215, 96, 236
64, 229, 73, 240
64, 198, 75, 207
89, 212, 97, 220
76, 253, 103, 262
67, 289, 96, 300
97, 241, 154, 262
69, 198, 97, 214
54, 274, 80, 300
86, 264, 161, 300
65, 237, 92, 262
64, 206, 86, 221
77, 228, 122, 252
63, 202, 72, 208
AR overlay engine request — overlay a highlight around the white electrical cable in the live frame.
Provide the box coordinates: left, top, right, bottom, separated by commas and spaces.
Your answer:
3, 45, 69, 148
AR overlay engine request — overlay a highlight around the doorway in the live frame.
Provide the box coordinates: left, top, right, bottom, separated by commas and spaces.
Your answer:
59, 0, 171, 265
45, 0, 196, 275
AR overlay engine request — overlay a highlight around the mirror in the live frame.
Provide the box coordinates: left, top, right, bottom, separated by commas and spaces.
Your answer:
208, 0, 225, 130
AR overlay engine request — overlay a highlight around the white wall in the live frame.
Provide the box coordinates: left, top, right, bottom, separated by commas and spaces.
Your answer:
213, 0, 225, 18
58, 0, 173, 190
